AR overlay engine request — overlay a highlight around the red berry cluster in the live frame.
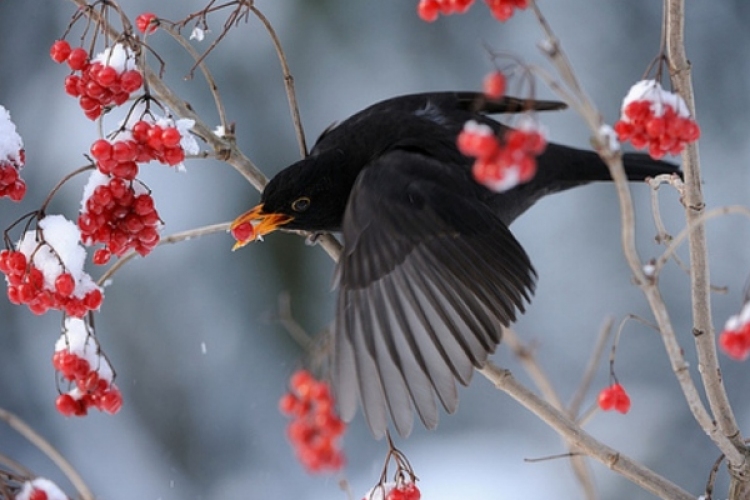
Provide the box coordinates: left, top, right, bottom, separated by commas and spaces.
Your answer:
483, 71, 507, 100
386, 483, 421, 500
90, 120, 186, 179
614, 80, 700, 160
417, 0, 473, 22
485, 0, 529, 21
53, 351, 122, 417
136, 12, 159, 34
0, 149, 26, 202
0, 249, 103, 317
279, 369, 346, 473
598, 383, 631, 414
363, 481, 422, 500
78, 176, 161, 262
417, 0, 526, 22
53, 318, 122, 417
718, 304, 750, 361
51, 40, 144, 120
458, 119, 545, 192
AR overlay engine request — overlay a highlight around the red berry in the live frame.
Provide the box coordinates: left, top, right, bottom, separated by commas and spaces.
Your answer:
120, 70, 143, 93
598, 383, 631, 414
93, 248, 112, 265
96, 65, 118, 87
483, 71, 506, 100
28, 488, 49, 500
90, 139, 113, 161
84, 288, 103, 310
163, 147, 186, 166
100, 386, 123, 414
55, 272, 76, 297
55, 393, 80, 416
417, 0, 441, 22
50, 40, 72, 63
67, 47, 89, 71
136, 12, 159, 34
161, 127, 182, 148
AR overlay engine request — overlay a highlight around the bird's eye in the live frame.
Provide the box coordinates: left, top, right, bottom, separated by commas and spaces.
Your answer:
291, 196, 311, 212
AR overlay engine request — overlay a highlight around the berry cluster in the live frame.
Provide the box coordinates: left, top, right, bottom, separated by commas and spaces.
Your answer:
53, 318, 122, 417
485, 0, 529, 22
614, 80, 700, 160
15, 478, 67, 500
0, 150, 26, 201
0, 104, 26, 201
51, 41, 144, 120
363, 481, 422, 500
89, 119, 187, 179
135, 12, 159, 34
78, 173, 161, 262
1, 216, 103, 317
483, 71, 507, 100
718, 302, 750, 361
597, 383, 631, 414
458, 119, 546, 192
417, 0, 473, 22
417, 0, 527, 22
279, 369, 346, 473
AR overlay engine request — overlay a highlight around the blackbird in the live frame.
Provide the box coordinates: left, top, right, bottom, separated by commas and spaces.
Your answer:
231, 91, 679, 439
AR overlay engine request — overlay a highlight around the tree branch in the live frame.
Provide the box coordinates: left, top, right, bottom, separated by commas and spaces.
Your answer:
665, 1, 748, 482
478, 362, 693, 500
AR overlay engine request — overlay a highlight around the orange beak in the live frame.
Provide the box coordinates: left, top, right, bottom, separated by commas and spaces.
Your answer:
230, 204, 293, 250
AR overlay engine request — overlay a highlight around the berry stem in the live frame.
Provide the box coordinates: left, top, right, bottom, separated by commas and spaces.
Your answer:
96, 221, 230, 287
39, 164, 95, 216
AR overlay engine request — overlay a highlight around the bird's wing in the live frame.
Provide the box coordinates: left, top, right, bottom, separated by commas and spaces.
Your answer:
332, 150, 536, 438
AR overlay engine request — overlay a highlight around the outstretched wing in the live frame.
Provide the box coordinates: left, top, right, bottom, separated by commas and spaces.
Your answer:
332, 150, 536, 438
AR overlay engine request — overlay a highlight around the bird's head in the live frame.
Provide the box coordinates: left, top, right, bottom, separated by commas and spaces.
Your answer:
230, 154, 354, 249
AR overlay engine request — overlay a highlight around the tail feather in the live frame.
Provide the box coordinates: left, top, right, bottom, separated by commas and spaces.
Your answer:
621, 153, 681, 181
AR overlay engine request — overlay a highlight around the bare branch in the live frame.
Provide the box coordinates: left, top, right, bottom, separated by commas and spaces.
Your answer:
665, 1, 748, 480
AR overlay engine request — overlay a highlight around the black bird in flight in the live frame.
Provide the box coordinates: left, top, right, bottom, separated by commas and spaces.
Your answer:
231, 91, 679, 439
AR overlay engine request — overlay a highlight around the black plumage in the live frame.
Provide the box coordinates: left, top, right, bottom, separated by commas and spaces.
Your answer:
232, 91, 680, 438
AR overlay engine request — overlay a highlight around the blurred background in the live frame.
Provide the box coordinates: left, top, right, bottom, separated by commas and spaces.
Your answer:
1, 1, 749, 499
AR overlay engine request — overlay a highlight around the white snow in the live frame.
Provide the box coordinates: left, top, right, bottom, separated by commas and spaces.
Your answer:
93, 43, 137, 73
360, 482, 395, 500
462, 119, 494, 137
190, 27, 206, 41
16, 215, 100, 299
598, 123, 621, 152
56, 317, 114, 383
80, 169, 112, 212
15, 477, 68, 500
0, 104, 23, 165
621, 79, 690, 118
484, 166, 521, 192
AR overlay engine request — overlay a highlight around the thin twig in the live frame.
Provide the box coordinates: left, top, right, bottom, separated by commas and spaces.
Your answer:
97, 221, 230, 286
0, 407, 94, 500
568, 318, 613, 420
250, 5, 307, 157
159, 23, 229, 133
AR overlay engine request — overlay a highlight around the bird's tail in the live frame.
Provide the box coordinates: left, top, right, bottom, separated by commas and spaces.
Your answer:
535, 144, 681, 185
